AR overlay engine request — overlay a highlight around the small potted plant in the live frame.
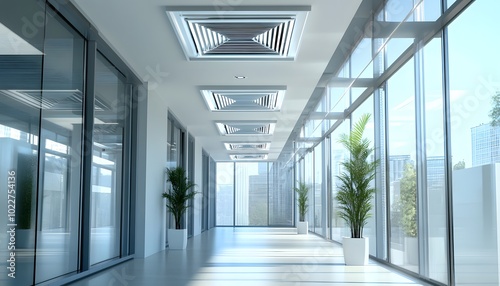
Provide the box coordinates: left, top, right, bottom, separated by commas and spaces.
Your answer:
336, 114, 379, 265
162, 166, 197, 249
295, 182, 309, 234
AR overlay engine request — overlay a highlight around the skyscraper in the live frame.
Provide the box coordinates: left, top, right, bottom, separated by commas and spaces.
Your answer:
471, 124, 500, 166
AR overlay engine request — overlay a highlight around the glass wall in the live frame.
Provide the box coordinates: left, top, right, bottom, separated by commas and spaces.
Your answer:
89, 53, 127, 265
216, 162, 293, 227
216, 162, 234, 226
35, 9, 85, 283
448, 0, 500, 284
277, 0, 496, 285
0, 1, 136, 284
0, 1, 44, 284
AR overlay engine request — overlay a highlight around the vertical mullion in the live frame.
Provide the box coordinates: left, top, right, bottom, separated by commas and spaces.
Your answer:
80, 28, 97, 271
414, 42, 429, 276
233, 162, 236, 227
121, 84, 133, 257
442, 25, 455, 286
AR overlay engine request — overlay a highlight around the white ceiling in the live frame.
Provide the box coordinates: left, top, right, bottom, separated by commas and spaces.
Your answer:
71, 0, 362, 161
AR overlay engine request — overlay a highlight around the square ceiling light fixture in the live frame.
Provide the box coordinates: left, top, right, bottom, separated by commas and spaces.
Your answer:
224, 142, 270, 151
230, 154, 268, 161
216, 121, 276, 136
166, 6, 310, 60
201, 86, 286, 111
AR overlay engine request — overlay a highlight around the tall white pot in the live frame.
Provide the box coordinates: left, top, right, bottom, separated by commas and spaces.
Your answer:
297, 221, 308, 234
342, 237, 369, 265
168, 229, 187, 249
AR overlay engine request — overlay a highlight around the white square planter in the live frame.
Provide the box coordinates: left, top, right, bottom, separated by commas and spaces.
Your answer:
342, 237, 369, 265
297, 221, 308, 234
168, 229, 187, 249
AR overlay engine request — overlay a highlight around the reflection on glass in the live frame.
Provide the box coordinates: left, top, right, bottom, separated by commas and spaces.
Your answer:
89, 53, 125, 265
34, 9, 84, 283
387, 58, 419, 272
305, 152, 314, 231
0, 2, 44, 285
216, 162, 234, 226
269, 162, 293, 226
448, 1, 500, 284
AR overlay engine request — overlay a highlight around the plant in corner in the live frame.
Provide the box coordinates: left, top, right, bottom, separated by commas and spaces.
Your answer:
162, 166, 197, 249
294, 182, 310, 234
336, 113, 379, 265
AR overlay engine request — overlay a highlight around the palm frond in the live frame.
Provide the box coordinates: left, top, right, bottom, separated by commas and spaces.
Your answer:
335, 113, 379, 238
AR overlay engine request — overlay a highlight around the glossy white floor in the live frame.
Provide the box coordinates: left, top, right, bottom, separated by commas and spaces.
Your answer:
68, 228, 427, 286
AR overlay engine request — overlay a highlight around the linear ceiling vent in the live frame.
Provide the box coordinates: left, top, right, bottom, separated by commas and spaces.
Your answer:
224, 142, 270, 151
166, 6, 310, 60
201, 87, 285, 111
230, 154, 268, 161
216, 121, 276, 136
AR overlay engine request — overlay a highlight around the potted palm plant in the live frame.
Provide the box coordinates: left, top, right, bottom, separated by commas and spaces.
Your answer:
295, 182, 309, 234
336, 113, 379, 265
162, 166, 197, 249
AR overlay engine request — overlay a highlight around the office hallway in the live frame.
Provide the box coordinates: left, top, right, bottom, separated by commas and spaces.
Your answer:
68, 228, 425, 286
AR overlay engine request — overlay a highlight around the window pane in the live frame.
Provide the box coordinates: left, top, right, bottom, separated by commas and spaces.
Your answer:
331, 119, 350, 242
422, 37, 448, 284
387, 57, 418, 273
269, 162, 293, 226
216, 162, 234, 226
0, 1, 44, 285
314, 143, 324, 235
235, 162, 268, 226
448, 1, 500, 284
35, 9, 85, 283
89, 53, 126, 265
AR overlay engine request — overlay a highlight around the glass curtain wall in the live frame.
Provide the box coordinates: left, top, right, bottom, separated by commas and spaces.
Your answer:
216, 162, 293, 227
448, 0, 500, 284
275, 0, 493, 285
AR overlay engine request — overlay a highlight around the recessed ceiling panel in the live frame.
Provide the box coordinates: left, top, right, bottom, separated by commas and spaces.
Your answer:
230, 154, 268, 161
201, 87, 285, 111
216, 121, 276, 136
166, 6, 310, 60
224, 142, 270, 151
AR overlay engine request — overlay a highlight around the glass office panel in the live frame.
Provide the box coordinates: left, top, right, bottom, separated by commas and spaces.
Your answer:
331, 119, 350, 242
269, 162, 293, 226
351, 96, 376, 255
448, 1, 500, 284
89, 53, 126, 265
0, 1, 44, 285
314, 143, 323, 235
422, 37, 448, 284
235, 162, 268, 226
387, 58, 418, 273
216, 162, 234, 226
35, 9, 84, 283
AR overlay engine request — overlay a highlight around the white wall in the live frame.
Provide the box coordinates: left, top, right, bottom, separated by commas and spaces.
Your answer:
193, 138, 203, 237
135, 88, 169, 258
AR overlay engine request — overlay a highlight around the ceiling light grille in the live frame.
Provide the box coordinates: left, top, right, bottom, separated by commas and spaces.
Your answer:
225, 142, 270, 151
230, 154, 268, 160
166, 7, 309, 60
253, 19, 295, 56
216, 122, 275, 135
201, 88, 285, 111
